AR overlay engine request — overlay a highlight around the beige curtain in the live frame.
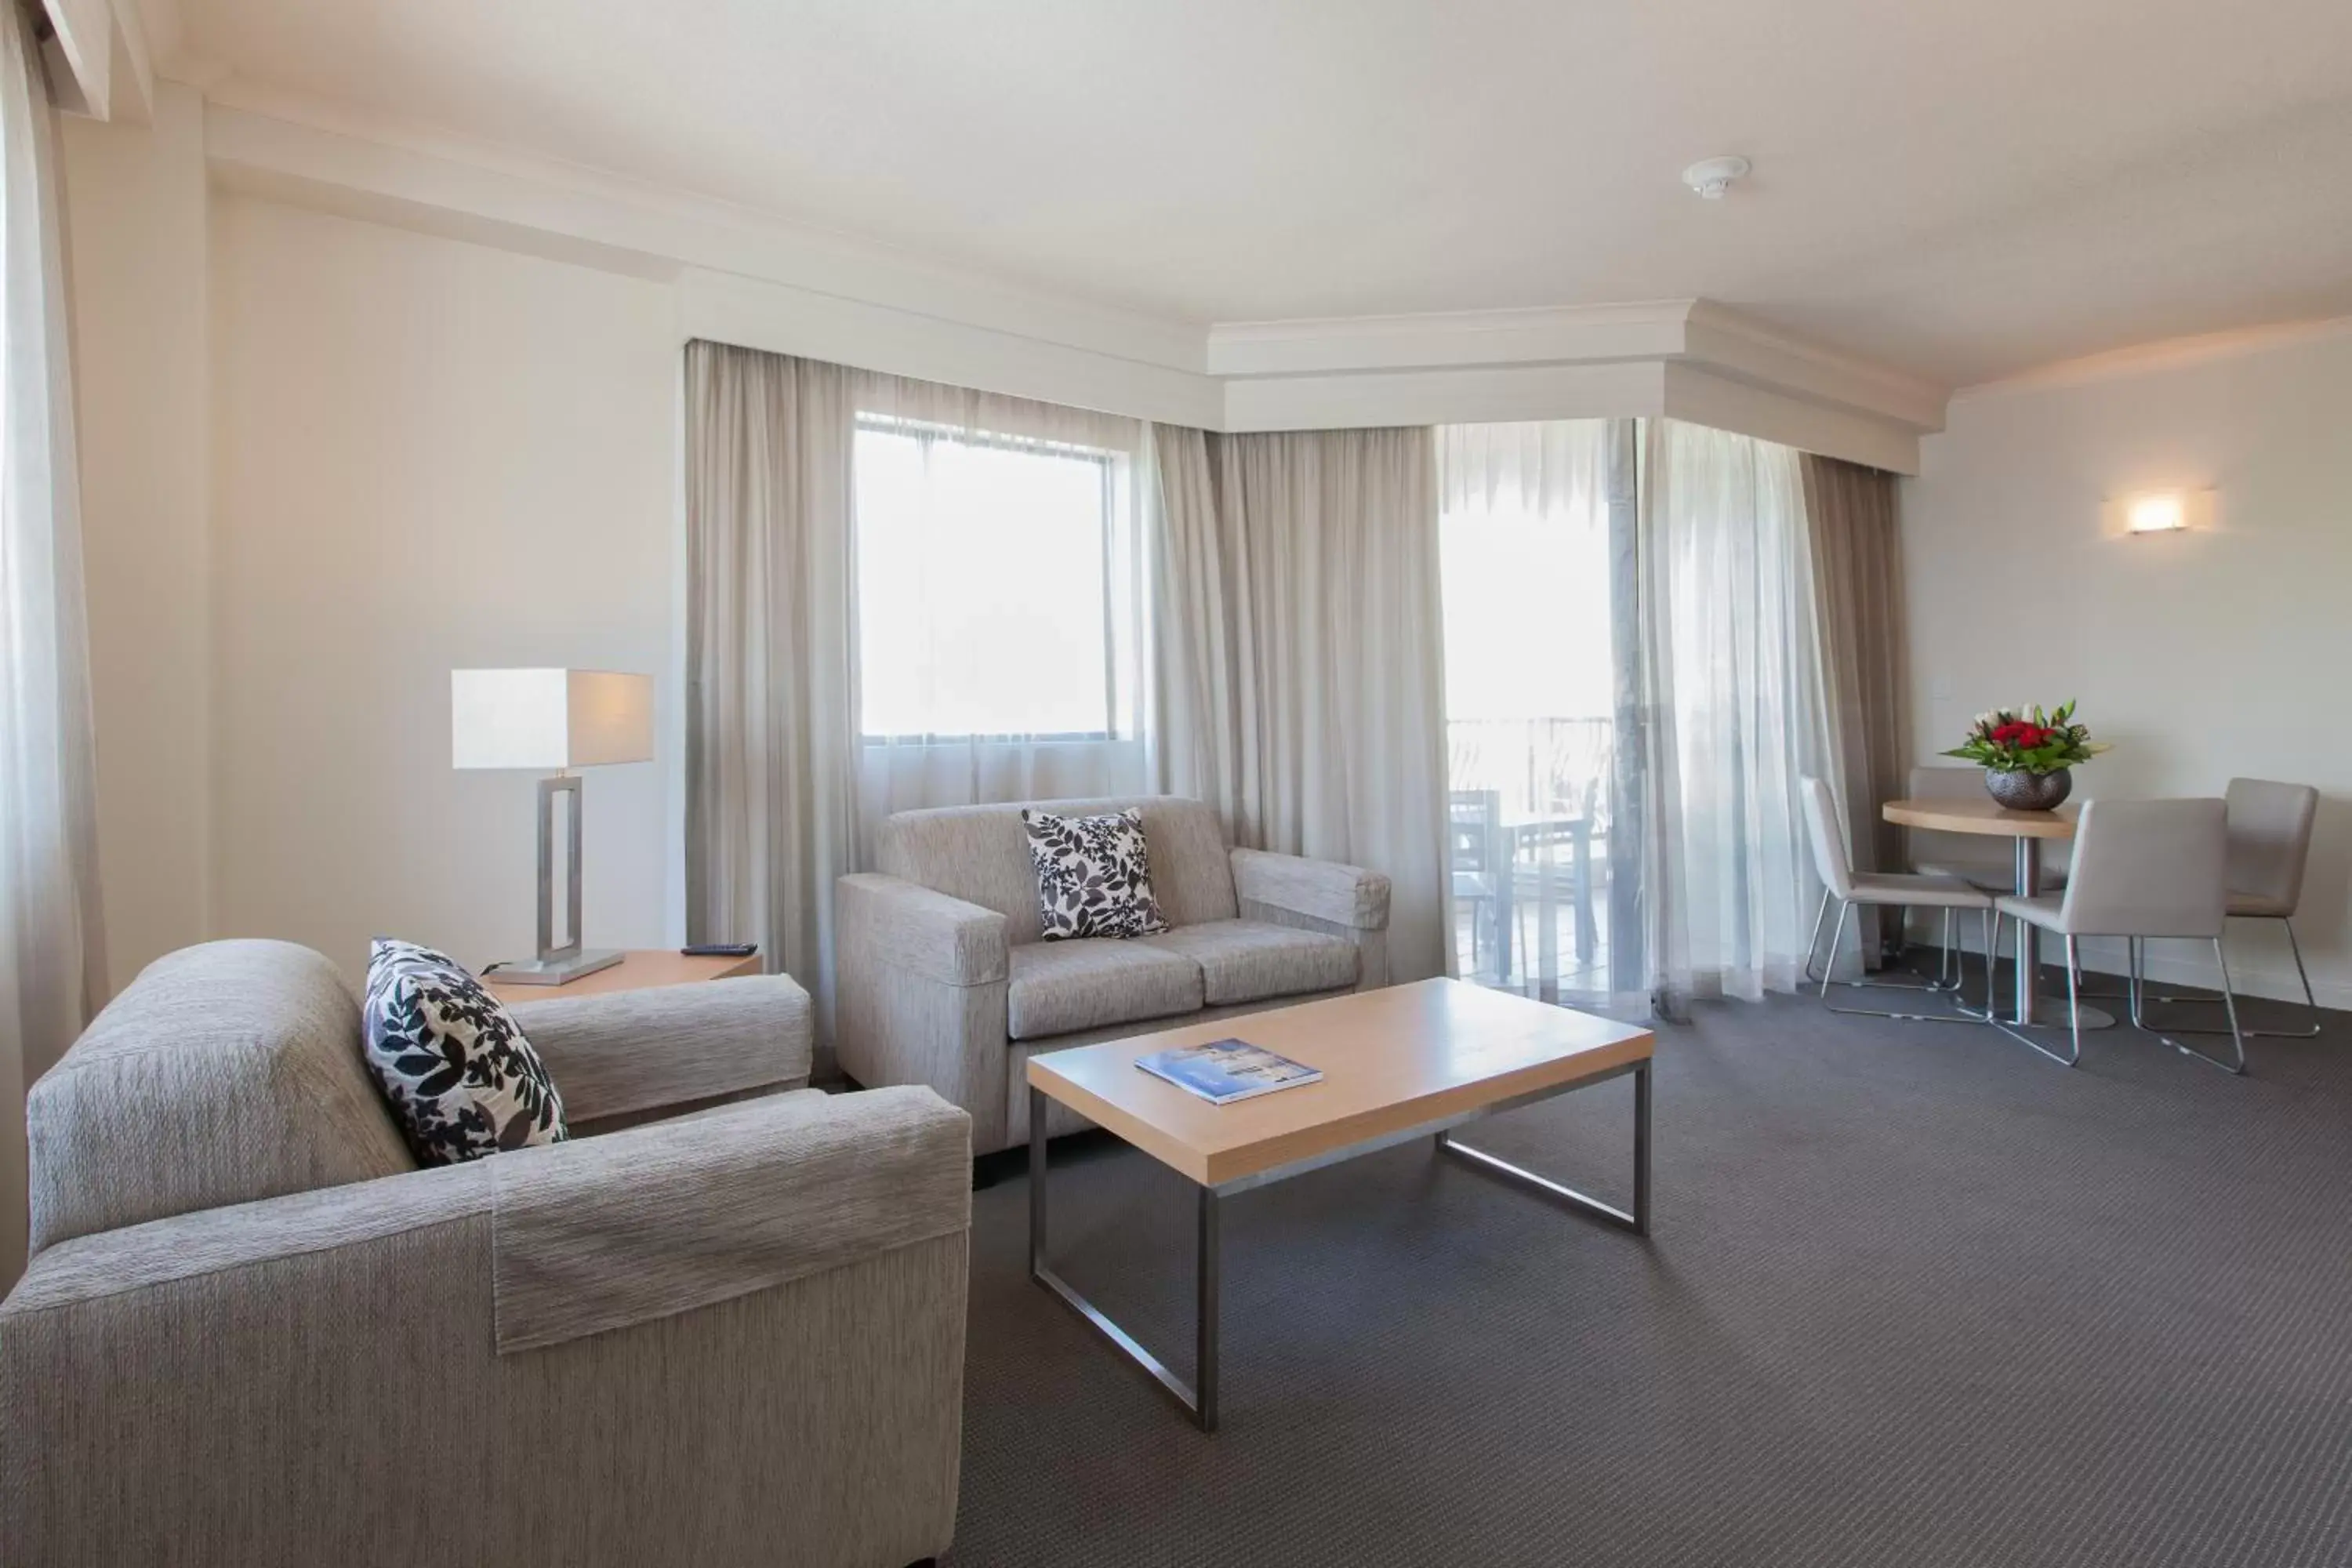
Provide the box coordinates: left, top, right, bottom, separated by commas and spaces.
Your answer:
1801, 453, 1910, 959
1151, 426, 1453, 982
681, 343, 860, 1061
1, 1, 105, 1288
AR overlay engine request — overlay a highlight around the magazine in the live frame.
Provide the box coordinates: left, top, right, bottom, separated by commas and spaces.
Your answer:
1135, 1038, 1323, 1105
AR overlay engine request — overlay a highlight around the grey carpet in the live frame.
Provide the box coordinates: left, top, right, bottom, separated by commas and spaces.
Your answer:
947, 975, 2352, 1566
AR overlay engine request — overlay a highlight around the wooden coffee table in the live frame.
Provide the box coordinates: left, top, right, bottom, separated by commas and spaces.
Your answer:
1025, 978, 1655, 1431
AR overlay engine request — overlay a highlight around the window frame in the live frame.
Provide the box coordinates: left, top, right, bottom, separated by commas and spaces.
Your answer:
851, 411, 1128, 745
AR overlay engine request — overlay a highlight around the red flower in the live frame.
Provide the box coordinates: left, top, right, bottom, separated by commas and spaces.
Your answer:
1991, 721, 2053, 748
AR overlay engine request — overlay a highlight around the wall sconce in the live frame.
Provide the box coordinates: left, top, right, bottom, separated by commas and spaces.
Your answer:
2126, 492, 2186, 533
2105, 488, 2214, 537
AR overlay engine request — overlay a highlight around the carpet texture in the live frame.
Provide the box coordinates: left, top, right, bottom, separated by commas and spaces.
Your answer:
948, 978, 2352, 1566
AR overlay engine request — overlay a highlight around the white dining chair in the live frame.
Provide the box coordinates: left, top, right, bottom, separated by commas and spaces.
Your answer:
1801, 777, 1996, 1021
1991, 797, 2244, 1073
2143, 778, 2322, 1040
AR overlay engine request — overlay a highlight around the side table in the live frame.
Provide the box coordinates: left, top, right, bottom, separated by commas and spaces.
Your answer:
479, 948, 760, 1010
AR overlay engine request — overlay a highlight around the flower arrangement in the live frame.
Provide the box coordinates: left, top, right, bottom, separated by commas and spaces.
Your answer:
1944, 700, 2107, 776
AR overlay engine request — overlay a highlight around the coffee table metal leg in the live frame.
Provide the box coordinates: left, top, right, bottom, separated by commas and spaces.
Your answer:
1633, 1060, 1652, 1234
1196, 1185, 1219, 1432
1028, 1085, 1220, 1431
1438, 1061, 1652, 1236
1028, 1086, 1047, 1276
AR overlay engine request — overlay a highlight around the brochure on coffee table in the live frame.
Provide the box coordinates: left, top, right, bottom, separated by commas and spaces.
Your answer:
1134, 1039, 1323, 1105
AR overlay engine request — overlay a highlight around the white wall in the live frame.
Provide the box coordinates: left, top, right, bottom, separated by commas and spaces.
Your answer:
1903, 325, 2352, 1004
207, 192, 680, 978
63, 82, 210, 991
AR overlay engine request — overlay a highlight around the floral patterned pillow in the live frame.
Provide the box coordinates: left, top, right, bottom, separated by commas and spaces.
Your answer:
1022, 808, 1171, 941
361, 938, 568, 1164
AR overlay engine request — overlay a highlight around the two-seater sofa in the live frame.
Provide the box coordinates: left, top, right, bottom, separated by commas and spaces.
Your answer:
837, 795, 1393, 1156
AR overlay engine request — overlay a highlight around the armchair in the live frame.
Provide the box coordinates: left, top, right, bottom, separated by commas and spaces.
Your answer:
2, 940, 970, 1568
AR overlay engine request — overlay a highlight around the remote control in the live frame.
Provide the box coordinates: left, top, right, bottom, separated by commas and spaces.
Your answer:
681, 942, 759, 958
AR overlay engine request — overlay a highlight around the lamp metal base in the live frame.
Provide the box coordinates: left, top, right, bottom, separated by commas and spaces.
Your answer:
492, 949, 625, 987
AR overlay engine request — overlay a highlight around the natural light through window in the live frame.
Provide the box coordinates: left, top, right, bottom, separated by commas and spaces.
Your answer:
1439, 503, 1613, 723
854, 416, 1119, 739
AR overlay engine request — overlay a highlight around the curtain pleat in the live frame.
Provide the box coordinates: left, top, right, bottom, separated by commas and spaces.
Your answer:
1152, 425, 1453, 983
682, 343, 860, 1065
1, 1, 107, 1290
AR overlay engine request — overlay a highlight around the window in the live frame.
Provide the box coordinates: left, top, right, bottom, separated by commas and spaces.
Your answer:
853, 414, 1136, 740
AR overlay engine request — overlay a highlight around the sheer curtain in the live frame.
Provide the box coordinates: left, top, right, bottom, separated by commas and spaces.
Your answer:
1436, 421, 1637, 1008
1151, 425, 1452, 982
1638, 420, 1829, 1011
848, 374, 1152, 851
0, 1, 105, 1287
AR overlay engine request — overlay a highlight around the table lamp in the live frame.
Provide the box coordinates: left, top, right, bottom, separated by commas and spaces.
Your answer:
452, 668, 654, 985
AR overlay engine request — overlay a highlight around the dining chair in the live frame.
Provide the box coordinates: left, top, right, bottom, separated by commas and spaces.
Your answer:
1896, 764, 2035, 990
1991, 797, 2244, 1073
1800, 777, 1996, 1021
2142, 778, 2322, 1040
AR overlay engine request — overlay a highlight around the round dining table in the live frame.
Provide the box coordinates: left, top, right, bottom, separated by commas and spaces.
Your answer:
1878, 796, 2113, 1030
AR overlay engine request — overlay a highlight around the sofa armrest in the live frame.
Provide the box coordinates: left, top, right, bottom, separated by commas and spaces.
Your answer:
835, 874, 1012, 1152
488, 1085, 971, 1352
1231, 847, 1392, 931
506, 972, 812, 1126
837, 873, 1009, 986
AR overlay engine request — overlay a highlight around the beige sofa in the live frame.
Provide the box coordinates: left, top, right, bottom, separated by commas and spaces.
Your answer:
0, 939, 970, 1568
837, 795, 1392, 1156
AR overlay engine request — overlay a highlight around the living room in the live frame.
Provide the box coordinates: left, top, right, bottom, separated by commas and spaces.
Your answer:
5, 2, 2350, 1565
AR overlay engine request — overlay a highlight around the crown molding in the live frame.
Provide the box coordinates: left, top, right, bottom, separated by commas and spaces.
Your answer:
1225, 359, 1668, 434
1950, 313, 2352, 401
45, 0, 154, 123
1661, 364, 1921, 476
1207, 302, 1694, 376
1681, 301, 1947, 433
198, 81, 1210, 376
677, 268, 1223, 430
1209, 298, 1945, 442
185, 78, 1942, 467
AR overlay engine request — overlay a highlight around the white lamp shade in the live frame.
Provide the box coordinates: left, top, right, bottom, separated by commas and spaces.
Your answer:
452, 669, 654, 770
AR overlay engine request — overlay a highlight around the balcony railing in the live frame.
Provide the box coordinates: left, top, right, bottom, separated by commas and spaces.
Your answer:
1446, 717, 1614, 832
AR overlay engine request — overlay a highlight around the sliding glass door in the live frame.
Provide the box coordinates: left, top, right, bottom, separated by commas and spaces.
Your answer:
1440, 417, 1824, 1019
1438, 421, 1643, 1012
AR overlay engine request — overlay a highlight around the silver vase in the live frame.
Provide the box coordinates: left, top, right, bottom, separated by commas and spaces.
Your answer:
1984, 768, 2071, 811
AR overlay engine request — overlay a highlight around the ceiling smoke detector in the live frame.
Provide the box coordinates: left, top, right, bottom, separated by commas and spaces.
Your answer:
1682, 156, 1751, 200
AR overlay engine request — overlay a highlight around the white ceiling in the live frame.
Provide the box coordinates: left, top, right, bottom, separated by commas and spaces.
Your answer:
162, 0, 2352, 387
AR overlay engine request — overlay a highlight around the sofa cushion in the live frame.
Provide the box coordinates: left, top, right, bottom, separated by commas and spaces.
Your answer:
363, 940, 571, 1164
877, 797, 1239, 945
1006, 938, 1204, 1041
27, 939, 417, 1254
1022, 807, 1171, 941
1138, 920, 1359, 1006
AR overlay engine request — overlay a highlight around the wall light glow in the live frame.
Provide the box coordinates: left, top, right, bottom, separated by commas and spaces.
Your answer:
2125, 492, 2187, 533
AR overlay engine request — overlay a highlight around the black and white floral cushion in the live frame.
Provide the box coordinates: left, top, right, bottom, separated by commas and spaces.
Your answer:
361, 938, 568, 1164
1022, 807, 1171, 941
